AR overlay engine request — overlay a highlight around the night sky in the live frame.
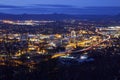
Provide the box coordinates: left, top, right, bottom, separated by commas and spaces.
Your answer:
0, 0, 120, 7
0, 0, 120, 14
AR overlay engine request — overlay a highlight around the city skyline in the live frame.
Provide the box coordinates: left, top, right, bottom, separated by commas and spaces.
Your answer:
0, 0, 120, 80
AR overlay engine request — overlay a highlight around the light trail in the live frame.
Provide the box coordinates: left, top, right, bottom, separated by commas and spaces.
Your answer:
52, 31, 111, 59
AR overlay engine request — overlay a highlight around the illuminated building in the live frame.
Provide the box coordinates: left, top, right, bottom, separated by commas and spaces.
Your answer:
71, 30, 76, 38
70, 30, 77, 44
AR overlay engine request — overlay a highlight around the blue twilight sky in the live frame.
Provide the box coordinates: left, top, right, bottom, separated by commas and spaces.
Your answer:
0, 0, 120, 15
0, 0, 120, 7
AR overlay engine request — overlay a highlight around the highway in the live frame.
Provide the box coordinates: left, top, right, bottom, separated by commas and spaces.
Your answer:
52, 31, 111, 59
0, 30, 111, 66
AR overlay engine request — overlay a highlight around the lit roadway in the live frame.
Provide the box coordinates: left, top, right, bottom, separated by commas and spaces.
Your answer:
52, 31, 111, 59
0, 30, 111, 66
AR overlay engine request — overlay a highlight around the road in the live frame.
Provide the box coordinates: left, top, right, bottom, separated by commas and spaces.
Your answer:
0, 30, 111, 65
52, 31, 111, 59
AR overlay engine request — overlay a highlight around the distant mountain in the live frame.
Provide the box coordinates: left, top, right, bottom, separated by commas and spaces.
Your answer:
0, 6, 120, 15
0, 13, 120, 21
110, 14, 120, 21
0, 13, 108, 20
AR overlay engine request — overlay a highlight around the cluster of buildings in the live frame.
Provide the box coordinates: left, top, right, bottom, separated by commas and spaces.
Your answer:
1, 20, 55, 26
0, 28, 102, 58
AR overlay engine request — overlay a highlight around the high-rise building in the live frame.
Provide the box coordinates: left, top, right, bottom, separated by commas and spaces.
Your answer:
71, 30, 76, 38
70, 30, 76, 43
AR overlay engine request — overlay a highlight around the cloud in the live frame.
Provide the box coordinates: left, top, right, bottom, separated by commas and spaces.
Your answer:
0, 4, 22, 8
0, 4, 120, 15
0, 4, 75, 9
33, 4, 75, 8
